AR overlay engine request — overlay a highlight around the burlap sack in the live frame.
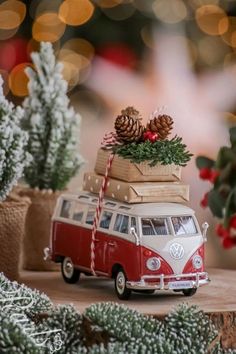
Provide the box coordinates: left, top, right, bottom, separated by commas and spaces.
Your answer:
20, 188, 61, 271
0, 195, 30, 281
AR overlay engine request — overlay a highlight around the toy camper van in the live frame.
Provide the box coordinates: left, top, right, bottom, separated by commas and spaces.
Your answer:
45, 192, 209, 300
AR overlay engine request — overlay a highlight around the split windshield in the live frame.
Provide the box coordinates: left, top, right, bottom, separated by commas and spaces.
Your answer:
141, 216, 198, 236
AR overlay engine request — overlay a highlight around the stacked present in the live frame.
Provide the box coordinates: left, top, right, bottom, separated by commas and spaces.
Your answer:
83, 107, 192, 204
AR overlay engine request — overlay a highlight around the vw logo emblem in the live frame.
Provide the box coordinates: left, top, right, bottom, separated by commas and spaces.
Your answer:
169, 242, 184, 260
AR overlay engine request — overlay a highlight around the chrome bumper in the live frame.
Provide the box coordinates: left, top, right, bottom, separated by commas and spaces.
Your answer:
126, 272, 210, 290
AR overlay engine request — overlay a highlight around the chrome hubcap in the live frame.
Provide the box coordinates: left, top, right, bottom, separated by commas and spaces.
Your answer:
117, 271, 125, 294
63, 258, 73, 278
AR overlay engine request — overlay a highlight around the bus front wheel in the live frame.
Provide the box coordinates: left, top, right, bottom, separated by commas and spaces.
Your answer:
61, 257, 80, 284
115, 269, 131, 300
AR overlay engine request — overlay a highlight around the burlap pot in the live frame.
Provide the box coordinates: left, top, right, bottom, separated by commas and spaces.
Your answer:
0, 195, 30, 281
20, 188, 62, 271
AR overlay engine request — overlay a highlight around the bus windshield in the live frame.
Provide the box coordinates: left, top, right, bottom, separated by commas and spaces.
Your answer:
171, 216, 198, 236
141, 218, 171, 236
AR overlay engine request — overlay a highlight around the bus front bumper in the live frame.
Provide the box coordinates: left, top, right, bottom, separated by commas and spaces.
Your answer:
126, 272, 210, 290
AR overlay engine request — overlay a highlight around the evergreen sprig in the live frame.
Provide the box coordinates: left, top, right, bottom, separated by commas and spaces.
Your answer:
114, 136, 193, 167
0, 274, 234, 354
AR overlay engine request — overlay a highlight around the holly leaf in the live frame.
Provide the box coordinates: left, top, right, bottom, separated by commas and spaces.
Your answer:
207, 189, 224, 218
196, 156, 215, 170
216, 147, 235, 168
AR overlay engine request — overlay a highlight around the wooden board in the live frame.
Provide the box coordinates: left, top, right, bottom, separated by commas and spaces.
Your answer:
20, 268, 236, 349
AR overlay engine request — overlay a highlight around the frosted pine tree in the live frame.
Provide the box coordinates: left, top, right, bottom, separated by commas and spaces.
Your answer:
23, 42, 83, 191
0, 77, 31, 202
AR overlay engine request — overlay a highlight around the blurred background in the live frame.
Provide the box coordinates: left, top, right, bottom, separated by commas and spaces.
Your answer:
1, 0, 236, 268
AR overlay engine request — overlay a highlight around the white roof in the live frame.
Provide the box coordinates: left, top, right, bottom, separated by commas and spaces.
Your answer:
60, 192, 195, 217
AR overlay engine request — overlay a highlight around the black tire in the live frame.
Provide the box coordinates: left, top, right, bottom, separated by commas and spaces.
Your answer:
115, 269, 131, 300
182, 288, 197, 297
61, 257, 80, 284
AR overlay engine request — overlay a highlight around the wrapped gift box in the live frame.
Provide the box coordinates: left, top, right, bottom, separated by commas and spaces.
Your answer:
83, 172, 189, 204
94, 148, 182, 182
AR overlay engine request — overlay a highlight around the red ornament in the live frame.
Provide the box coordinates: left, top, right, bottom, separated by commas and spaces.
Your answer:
229, 215, 236, 229
200, 193, 208, 208
143, 130, 159, 143
199, 167, 212, 180
222, 236, 236, 249
209, 169, 220, 184
216, 224, 229, 238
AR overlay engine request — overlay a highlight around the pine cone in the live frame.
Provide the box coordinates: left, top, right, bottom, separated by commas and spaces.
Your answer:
121, 106, 141, 120
115, 115, 144, 143
147, 114, 173, 140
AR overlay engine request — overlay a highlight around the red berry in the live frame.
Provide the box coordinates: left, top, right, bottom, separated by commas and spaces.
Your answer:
200, 193, 208, 208
216, 223, 225, 238
209, 169, 220, 183
199, 168, 212, 180
229, 215, 236, 229
143, 131, 158, 143
222, 237, 236, 249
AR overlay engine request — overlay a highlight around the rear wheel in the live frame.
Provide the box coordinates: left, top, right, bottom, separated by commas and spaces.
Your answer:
182, 288, 197, 297
61, 257, 80, 284
115, 269, 131, 300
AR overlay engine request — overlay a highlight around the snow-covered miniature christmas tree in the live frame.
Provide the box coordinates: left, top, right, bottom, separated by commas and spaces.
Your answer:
0, 76, 31, 202
23, 42, 82, 191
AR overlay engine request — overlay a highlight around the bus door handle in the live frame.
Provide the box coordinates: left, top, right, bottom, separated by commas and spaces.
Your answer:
108, 241, 115, 247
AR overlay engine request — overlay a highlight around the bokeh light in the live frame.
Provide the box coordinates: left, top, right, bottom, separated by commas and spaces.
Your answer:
59, 0, 94, 26
0, 27, 19, 41
101, 2, 135, 21
221, 17, 236, 48
152, 0, 187, 24
0, 0, 26, 30
62, 38, 94, 63
195, 5, 228, 36
198, 36, 229, 66
9, 62, 32, 97
97, 0, 123, 8
32, 12, 66, 42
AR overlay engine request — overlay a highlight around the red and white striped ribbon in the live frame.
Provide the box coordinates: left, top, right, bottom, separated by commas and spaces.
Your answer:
90, 152, 114, 275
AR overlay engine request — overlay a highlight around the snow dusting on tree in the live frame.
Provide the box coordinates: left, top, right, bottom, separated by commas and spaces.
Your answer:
0, 77, 31, 202
23, 42, 83, 191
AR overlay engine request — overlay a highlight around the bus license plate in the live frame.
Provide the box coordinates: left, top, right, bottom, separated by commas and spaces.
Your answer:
168, 281, 193, 289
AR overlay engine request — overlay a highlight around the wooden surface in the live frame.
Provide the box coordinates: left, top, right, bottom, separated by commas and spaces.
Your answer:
20, 268, 236, 316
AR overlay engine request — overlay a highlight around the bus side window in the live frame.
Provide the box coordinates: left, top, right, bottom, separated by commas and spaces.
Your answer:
72, 202, 84, 222
86, 206, 96, 225
131, 217, 137, 233
114, 214, 129, 234
60, 200, 73, 219
99, 211, 113, 229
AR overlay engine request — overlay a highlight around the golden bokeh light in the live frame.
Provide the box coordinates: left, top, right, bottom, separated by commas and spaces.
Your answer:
0, 0, 26, 30
59, 0, 94, 26
0, 69, 9, 96
98, 0, 123, 8
27, 38, 61, 56
32, 12, 66, 43
221, 17, 236, 48
9, 63, 32, 97
196, 5, 228, 36
0, 27, 19, 40
190, 0, 220, 9
102, 3, 135, 21
152, 0, 187, 24
62, 38, 94, 61
198, 36, 229, 65
60, 60, 79, 89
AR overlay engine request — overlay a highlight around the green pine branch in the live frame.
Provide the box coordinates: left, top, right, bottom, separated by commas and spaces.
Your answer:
114, 136, 193, 167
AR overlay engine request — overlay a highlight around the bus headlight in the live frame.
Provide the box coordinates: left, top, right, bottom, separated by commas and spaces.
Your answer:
146, 257, 161, 271
192, 255, 202, 269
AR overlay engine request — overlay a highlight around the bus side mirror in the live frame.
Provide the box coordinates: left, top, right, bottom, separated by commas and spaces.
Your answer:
201, 222, 209, 242
130, 227, 140, 246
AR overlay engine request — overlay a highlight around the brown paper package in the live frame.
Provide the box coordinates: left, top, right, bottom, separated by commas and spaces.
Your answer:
95, 149, 182, 182
83, 172, 189, 204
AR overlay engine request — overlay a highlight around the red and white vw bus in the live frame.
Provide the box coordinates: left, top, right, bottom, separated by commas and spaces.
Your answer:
45, 192, 209, 300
